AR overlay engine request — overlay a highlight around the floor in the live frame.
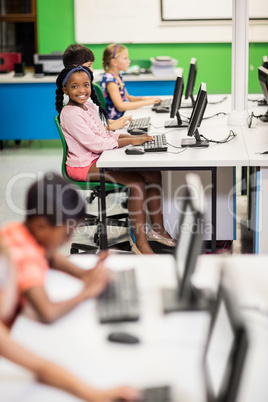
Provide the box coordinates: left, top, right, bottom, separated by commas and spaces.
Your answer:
0, 141, 253, 256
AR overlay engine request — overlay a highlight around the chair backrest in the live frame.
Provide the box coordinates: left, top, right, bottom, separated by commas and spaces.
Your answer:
93, 82, 106, 109
54, 115, 72, 182
55, 115, 94, 190
54, 115, 124, 192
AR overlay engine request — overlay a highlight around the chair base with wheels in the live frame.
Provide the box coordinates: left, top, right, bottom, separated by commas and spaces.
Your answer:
55, 115, 131, 254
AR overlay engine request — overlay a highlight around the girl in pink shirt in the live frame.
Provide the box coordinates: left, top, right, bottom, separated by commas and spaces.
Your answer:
55, 66, 175, 254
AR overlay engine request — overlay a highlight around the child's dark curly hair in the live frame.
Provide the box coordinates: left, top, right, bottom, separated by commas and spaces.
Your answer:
63, 44, 95, 68
55, 66, 108, 124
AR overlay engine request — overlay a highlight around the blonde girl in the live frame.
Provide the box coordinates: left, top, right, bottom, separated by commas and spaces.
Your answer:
101, 44, 161, 119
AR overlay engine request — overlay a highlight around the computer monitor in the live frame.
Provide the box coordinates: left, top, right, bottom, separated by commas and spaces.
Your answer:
204, 279, 248, 402
263, 55, 268, 70
257, 58, 268, 106
162, 173, 211, 313
181, 82, 209, 148
258, 66, 268, 122
164, 71, 188, 128
181, 57, 197, 108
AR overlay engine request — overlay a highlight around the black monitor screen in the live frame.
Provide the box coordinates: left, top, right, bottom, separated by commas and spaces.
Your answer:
205, 298, 235, 399
204, 283, 248, 402
175, 178, 204, 300
185, 57, 197, 106
258, 66, 268, 103
164, 72, 188, 128
162, 173, 207, 313
170, 72, 184, 119
263, 55, 268, 70
181, 82, 209, 148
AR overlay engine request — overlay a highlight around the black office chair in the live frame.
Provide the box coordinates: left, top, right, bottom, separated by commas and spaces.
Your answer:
55, 116, 131, 254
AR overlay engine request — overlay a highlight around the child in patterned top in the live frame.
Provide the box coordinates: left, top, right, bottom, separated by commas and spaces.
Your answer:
101, 44, 162, 119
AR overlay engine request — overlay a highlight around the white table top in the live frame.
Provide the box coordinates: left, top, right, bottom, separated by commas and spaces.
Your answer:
97, 96, 250, 169
96, 94, 268, 170
193, 253, 268, 313
242, 125, 268, 167
0, 254, 210, 402
2, 253, 268, 401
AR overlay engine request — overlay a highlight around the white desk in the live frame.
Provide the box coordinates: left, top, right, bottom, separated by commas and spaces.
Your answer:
192, 253, 268, 402
2, 254, 268, 401
97, 96, 249, 252
0, 254, 210, 402
242, 123, 268, 254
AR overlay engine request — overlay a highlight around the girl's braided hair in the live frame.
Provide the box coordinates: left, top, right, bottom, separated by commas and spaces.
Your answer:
55, 66, 108, 124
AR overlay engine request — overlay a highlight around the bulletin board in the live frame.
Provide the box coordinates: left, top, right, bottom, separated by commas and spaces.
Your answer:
74, 0, 268, 44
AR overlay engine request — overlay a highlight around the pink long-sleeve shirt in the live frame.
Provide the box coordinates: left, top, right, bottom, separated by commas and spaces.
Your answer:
60, 101, 119, 167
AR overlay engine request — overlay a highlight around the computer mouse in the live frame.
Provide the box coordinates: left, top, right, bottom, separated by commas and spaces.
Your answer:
107, 332, 140, 344
129, 128, 147, 135
125, 146, 145, 155
155, 107, 170, 113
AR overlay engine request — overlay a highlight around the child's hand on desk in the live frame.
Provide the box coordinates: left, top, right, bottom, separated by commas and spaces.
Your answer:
94, 385, 141, 401
82, 252, 111, 298
109, 115, 133, 131
143, 97, 162, 106
131, 135, 153, 146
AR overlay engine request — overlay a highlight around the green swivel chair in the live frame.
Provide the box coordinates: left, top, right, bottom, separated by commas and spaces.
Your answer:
55, 116, 131, 254
93, 82, 106, 109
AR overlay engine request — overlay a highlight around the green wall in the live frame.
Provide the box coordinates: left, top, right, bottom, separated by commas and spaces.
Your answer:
37, 0, 267, 94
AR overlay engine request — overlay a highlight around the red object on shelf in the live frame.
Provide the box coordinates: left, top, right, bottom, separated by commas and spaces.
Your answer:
0, 53, 22, 72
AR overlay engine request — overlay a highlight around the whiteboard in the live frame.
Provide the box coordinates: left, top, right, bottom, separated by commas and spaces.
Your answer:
74, 0, 268, 44
162, 0, 268, 21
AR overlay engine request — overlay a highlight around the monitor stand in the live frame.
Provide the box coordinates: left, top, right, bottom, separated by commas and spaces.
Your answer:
181, 138, 209, 148
164, 111, 188, 128
260, 110, 268, 122
180, 94, 195, 109
162, 288, 212, 313
181, 129, 209, 147
258, 98, 267, 107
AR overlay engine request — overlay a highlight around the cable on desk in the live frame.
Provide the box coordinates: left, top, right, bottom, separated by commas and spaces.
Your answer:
155, 119, 189, 130
149, 128, 186, 136
203, 112, 228, 120
208, 96, 228, 104
166, 145, 188, 154
150, 123, 167, 129
200, 130, 237, 144
176, 114, 190, 122
248, 98, 267, 105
